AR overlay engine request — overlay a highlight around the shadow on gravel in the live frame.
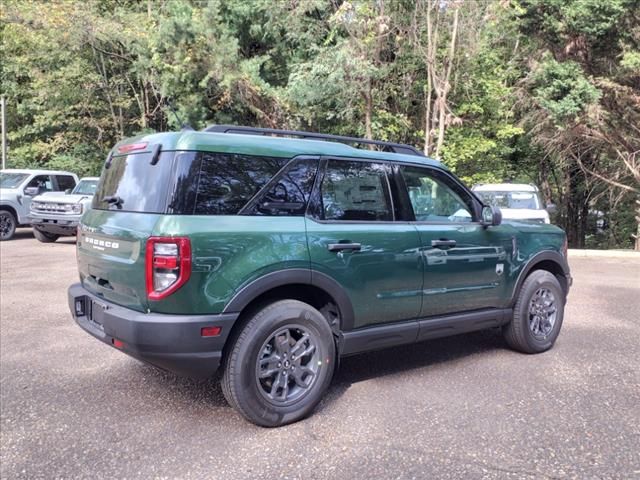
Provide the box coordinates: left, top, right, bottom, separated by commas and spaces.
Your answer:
124, 328, 507, 413
6, 228, 76, 244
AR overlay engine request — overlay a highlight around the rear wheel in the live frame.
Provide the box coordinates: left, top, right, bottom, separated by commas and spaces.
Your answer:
0, 211, 17, 241
503, 270, 565, 353
222, 300, 335, 427
33, 228, 59, 243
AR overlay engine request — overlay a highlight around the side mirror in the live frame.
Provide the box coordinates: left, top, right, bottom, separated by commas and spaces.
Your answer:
24, 187, 40, 196
64, 188, 72, 194
546, 203, 557, 215
481, 205, 502, 227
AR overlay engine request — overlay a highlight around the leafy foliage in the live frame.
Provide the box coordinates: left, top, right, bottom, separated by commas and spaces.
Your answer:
1, 0, 638, 248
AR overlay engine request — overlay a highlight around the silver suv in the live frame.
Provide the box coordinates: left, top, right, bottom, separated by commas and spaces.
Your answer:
28, 177, 99, 243
0, 169, 79, 240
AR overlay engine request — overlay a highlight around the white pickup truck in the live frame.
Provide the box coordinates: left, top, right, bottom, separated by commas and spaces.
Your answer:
0, 169, 79, 240
28, 177, 99, 242
472, 183, 556, 224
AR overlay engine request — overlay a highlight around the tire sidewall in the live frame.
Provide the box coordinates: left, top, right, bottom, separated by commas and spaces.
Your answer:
231, 301, 335, 426
0, 211, 16, 241
516, 272, 565, 352
33, 228, 59, 243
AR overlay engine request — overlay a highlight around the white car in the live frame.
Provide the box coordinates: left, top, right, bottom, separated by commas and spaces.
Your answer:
472, 183, 555, 224
28, 177, 100, 242
0, 169, 79, 240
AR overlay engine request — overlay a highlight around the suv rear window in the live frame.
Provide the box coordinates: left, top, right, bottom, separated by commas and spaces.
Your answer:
93, 152, 174, 213
95, 150, 303, 215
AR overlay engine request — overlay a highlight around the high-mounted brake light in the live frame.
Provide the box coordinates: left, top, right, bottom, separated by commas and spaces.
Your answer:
117, 142, 148, 154
146, 237, 192, 300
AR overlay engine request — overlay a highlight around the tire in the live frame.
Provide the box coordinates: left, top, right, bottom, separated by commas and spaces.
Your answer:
503, 270, 565, 354
33, 228, 59, 243
222, 300, 336, 427
0, 211, 17, 241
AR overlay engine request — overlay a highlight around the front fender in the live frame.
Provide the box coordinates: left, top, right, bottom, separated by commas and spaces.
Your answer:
509, 250, 571, 305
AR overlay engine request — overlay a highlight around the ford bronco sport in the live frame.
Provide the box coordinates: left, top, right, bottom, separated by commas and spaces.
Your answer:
68, 125, 572, 427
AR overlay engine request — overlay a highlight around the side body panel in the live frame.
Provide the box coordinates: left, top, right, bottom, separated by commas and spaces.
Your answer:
305, 218, 423, 329
151, 215, 310, 315
415, 223, 513, 316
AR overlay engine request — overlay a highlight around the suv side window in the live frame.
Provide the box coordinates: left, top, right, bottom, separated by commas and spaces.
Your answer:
400, 166, 475, 223
320, 160, 393, 221
242, 158, 319, 216
55, 175, 76, 191
194, 153, 288, 215
26, 175, 53, 194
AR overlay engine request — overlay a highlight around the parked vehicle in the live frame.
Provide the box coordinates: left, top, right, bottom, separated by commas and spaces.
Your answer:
68, 126, 572, 426
28, 177, 99, 243
0, 169, 78, 240
472, 183, 556, 224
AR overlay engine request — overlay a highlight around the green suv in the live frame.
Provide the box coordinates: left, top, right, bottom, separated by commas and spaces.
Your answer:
68, 125, 572, 426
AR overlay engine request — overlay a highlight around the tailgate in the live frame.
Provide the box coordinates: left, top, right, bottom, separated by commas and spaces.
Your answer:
77, 209, 161, 312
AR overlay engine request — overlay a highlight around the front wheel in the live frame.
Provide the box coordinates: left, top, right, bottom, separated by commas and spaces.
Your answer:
221, 300, 336, 427
33, 228, 59, 243
503, 270, 565, 354
0, 211, 17, 241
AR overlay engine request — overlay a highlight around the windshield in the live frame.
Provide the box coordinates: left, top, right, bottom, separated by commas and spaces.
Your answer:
72, 179, 99, 195
0, 173, 29, 189
476, 191, 542, 210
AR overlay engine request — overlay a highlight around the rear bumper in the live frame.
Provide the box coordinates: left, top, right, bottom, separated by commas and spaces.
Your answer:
68, 283, 238, 378
29, 214, 80, 235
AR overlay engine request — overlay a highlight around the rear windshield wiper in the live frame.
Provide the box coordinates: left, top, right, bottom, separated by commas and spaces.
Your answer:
102, 195, 124, 209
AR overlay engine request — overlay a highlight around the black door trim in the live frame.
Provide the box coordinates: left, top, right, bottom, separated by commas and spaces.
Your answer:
340, 307, 512, 356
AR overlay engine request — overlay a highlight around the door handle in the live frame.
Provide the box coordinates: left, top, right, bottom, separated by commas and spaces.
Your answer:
431, 239, 457, 249
328, 242, 362, 252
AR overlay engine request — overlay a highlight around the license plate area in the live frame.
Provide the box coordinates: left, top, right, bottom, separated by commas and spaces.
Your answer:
87, 299, 106, 330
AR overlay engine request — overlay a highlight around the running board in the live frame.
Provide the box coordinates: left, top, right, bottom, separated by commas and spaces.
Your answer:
340, 308, 512, 356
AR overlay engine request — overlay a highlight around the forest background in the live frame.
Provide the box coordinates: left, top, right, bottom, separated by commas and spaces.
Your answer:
1, 0, 639, 248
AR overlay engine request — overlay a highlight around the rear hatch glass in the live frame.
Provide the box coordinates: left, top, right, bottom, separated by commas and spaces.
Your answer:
92, 152, 174, 212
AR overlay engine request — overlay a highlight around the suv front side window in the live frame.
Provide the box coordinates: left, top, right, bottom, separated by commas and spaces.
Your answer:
320, 160, 393, 221
26, 175, 53, 194
400, 166, 474, 223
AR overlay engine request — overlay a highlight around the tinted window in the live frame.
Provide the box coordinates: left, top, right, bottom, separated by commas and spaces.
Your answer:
242, 158, 319, 216
193, 152, 288, 215
93, 152, 174, 213
56, 175, 76, 191
400, 166, 474, 222
320, 160, 393, 221
26, 175, 53, 193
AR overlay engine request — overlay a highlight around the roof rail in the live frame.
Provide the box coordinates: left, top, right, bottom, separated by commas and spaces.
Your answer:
202, 124, 425, 157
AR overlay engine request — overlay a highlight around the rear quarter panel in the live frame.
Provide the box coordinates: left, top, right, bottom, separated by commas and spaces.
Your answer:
151, 216, 309, 314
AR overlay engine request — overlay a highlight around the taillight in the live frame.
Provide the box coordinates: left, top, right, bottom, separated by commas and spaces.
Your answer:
146, 237, 192, 300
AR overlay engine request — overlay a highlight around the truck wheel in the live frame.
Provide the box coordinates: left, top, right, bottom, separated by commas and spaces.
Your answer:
503, 270, 565, 354
33, 228, 59, 243
222, 300, 335, 427
0, 211, 17, 241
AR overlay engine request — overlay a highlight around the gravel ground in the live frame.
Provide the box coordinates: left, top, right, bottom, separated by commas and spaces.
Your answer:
1, 228, 639, 479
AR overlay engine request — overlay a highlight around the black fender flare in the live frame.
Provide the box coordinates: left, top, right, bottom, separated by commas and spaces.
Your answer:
222, 268, 356, 331
510, 250, 571, 306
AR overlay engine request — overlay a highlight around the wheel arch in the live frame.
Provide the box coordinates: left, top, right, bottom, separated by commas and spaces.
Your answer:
0, 203, 19, 219
510, 251, 570, 306
222, 268, 355, 330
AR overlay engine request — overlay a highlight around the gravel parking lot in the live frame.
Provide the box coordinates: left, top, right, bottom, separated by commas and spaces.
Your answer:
1, 229, 639, 479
